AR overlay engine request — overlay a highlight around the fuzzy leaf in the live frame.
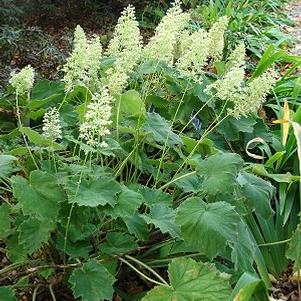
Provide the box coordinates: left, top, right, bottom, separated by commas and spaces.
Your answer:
20, 127, 62, 150
237, 172, 274, 218
130, 184, 173, 207
286, 224, 301, 270
231, 222, 256, 273
143, 258, 231, 301
70, 177, 121, 207
174, 171, 203, 193
6, 234, 27, 263
143, 112, 182, 147
12, 171, 65, 221
106, 186, 143, 218
18, 218, 54, 254
197, 153, 243, 196
217, 116, 256, 141
0, 155, 18, 178
69, 260, 115, 301
176, 197, 240, 258
0, 286, 17, 301
143, 204, 180, 238
100, 232, 138, 255
0, 203, 11, 239
124, 213, 149, 240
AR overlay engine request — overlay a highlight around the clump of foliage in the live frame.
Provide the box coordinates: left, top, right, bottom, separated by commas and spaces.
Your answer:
0, 1, 300, 300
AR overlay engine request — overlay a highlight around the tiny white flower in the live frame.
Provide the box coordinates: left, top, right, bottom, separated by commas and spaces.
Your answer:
229, 69, 278, 119
144, 0, 190, 65
42, 108, 62, 141
176, 29, 210, 81
62, 25, 102, 92
227, 43, 246, 70
208, 16, 229, 60
9, 65, 35, 96
106, 5, 143, 95
79, 87, 113, 147
205, 67, 245, 101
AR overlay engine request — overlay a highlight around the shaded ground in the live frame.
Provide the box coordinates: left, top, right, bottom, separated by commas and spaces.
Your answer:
0, 0, 166, 91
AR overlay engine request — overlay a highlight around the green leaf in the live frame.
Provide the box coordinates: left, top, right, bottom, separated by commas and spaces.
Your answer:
124, 213, 150, 241
231, 222, 255, 273
20, 127, 62, 150
143, 258, 231, 301
0, 203, 11, 239
6, 234, 27, 263
0, 155, 18, 178
130, 184, 172, 207
176, 197, 240, 258
106, 186, 143, 218
69, 259, 115, 301
143, 112, 182, 147
56, 235, 92, 258
174, 171, 202, 192
181, 136, 216, 158
120, 90, 146, 116
197, 153, 243, 196
143, 204, 180, 239
69, 177, 121, 207
231, 273, 269, 301
100, 232, 138, 255
217, 116, 256, 141
0, 286, 17, 301
237, 172, 274, 218
18, 218, 54, 254
286, 224, 301, 270
12, 170, 65, 221
29, 80, 64, 109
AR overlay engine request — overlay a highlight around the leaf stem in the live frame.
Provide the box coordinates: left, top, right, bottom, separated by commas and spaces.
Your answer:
160, 171, 197, 190
258, 238, 291, 247
119, 257, 168, 287
125, 255, 168, 285
49, 284, 57, 301
16, 93, 39, 169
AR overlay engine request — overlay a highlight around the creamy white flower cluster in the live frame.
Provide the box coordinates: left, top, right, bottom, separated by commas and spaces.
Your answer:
226, 43, 246, 70
58, 3, 234, 149
205, 43, 246, 100
9, 65, 35, 96
208, 16, 229, 60
229, 70, 278, 119
173, 16, 229, 82
79, 87, 113, 147
204, 42, 277, 119
144, 0, 190, 64
63, 25, 102, 92
206, 67, 245, 101
42, 108, 62, 141
176, 29, 210, 81
106, 5, 143, 95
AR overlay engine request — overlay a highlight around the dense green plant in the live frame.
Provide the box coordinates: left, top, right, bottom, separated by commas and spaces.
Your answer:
195, 0, 294, 59
0, 1, 300, 300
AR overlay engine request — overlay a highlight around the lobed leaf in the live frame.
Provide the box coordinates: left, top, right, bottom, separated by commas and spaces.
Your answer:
176, 197, 240, 258
143, 257, 231, 301
69, 260, 115, 301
